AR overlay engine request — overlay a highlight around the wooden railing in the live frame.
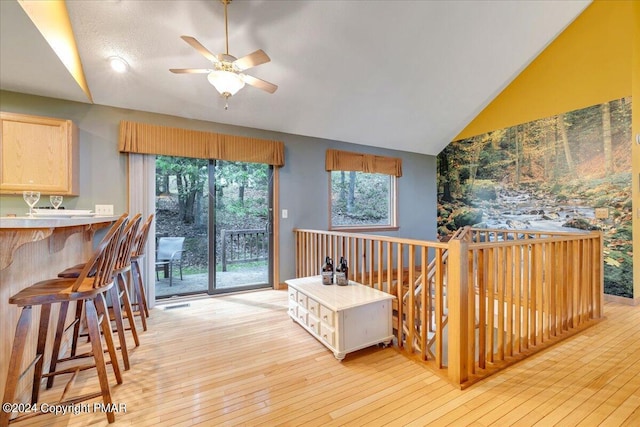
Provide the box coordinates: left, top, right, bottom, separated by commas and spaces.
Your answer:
294, 227, 604, 388
221, 229, 268, 271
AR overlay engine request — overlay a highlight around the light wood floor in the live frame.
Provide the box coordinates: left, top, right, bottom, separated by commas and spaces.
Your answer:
22, 290, 640, 426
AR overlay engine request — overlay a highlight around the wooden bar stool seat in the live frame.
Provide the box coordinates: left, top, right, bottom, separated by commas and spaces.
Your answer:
0, 216, 126, 426
57, 263, 85, 277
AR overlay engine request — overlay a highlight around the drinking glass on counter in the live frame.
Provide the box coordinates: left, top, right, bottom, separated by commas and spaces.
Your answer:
23, 191, 40, 216
50, 195, 63, 209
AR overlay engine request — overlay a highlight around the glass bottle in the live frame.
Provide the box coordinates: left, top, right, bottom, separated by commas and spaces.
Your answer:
321, 256, 334, 285
336, 257, 349, 286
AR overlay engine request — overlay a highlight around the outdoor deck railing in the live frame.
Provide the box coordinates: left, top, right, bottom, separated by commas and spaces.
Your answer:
294, 227, 604, 388
221, 229, 268, 271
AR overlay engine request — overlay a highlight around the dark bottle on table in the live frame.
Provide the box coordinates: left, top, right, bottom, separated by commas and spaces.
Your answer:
321, 256, 334, 285
336, 257, 349, 286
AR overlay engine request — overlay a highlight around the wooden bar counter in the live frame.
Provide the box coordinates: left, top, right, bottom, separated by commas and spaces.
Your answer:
0, 215, 120, 401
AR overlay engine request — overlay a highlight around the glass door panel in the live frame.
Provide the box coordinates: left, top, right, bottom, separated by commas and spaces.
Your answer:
155, 156, 210, 298
212, 160, 272, 292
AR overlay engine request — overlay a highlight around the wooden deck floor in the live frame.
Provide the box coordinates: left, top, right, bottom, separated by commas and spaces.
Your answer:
23, 290, 640, 426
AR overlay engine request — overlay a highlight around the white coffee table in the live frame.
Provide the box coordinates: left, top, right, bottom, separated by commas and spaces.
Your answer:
286, 276, 395, 360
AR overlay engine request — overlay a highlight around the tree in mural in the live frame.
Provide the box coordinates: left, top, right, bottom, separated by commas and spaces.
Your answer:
601, 101, 613, 174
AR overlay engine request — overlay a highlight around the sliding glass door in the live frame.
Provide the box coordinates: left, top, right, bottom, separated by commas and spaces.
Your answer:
155, 156, 272, 298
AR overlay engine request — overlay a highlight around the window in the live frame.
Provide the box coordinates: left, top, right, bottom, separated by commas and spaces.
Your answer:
329, 171, 397, 229
325, 149, 402, 230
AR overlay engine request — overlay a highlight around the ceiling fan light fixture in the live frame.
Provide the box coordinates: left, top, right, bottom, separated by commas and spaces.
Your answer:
207, 70, 245, 97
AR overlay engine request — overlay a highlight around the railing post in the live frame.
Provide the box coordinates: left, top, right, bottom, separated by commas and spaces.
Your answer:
447, 237, 469, 385
221, 229, 228, 272
595, 231, 604, 318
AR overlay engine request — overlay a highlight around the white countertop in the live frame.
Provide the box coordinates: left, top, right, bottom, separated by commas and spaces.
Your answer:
0, 215, 121, 229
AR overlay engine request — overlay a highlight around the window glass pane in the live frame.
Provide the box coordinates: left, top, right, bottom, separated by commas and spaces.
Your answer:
330, 171, 394, 228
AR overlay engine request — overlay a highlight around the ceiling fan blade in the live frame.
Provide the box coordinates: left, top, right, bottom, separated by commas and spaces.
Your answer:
234, 49, 270, 71
170, 68, 211, 74
180, 35, 219, 64
242, 74, 278, 94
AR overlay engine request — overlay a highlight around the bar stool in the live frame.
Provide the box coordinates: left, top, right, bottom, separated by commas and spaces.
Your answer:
0, 216, 126, 426
54, 214, 141, 371
130, 214, 153, 331
109, 213, 142, 369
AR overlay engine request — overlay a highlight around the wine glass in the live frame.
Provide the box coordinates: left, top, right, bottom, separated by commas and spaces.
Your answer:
50, 195, 63, 209
23, 191, 40, 216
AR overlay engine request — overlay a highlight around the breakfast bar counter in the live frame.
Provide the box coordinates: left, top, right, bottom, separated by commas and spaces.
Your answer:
0, 215, 120, 400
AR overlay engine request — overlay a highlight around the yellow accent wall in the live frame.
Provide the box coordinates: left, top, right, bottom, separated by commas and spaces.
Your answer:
454, 0, 639, 301
455, 0, 633, 141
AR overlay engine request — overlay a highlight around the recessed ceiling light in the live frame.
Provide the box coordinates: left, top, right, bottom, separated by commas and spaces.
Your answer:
109, 56, 129, 73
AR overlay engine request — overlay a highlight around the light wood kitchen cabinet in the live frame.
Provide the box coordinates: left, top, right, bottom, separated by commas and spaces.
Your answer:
0, 112, 79, 195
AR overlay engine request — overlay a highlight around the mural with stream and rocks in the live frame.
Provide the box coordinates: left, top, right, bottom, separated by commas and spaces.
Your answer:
437, 97, 633, 297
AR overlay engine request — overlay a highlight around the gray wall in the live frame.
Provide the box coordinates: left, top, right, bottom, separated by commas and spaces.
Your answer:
0, 90, 437, 281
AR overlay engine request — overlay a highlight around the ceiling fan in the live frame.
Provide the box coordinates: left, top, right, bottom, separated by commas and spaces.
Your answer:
170, 0, 277, 109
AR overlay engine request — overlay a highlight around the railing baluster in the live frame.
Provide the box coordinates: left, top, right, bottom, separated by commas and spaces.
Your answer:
420, 247, 428, 361
505, 245, 513, 358
376, 241, 383, 291
467, 247, 475, 374
514, 244, 521, 354
487, 247, 495, 363
407, 245, 415, 354
497, 246, 505, 361
477, 248, 486, 369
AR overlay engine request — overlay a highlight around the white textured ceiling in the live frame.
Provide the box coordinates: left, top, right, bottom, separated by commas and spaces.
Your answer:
0, 0, 591, 155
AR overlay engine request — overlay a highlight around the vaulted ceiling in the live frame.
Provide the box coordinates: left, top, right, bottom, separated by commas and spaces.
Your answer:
0, 0, 591, 155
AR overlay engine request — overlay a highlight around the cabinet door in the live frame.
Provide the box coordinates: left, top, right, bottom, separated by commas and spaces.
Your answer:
0, 112, 79, 195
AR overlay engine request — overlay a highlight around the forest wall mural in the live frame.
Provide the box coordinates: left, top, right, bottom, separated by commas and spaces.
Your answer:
437, 97, 633, 297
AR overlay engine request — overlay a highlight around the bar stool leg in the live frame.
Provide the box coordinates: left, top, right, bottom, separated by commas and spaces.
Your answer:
71, 300, 84, 356
84, 299, 115, 424
31, 303, 51, 403
131, 260, 149, 330
1, 306, 32, 427
95, 293, 122, 385
47, 301, 69, 389
119, 272, 140, 347
108, 284, 130, 370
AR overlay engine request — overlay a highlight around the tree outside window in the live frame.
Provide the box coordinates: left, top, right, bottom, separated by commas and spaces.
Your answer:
329, 171, 396, 229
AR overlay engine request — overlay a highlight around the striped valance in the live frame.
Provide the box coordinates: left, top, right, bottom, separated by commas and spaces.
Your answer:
325, 149, 402, 177
118, 120, 284, 166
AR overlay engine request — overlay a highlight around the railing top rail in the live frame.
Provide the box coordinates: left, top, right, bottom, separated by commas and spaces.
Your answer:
293, 228, 449, 249
222, 228, 266, 234
469, 227, 595, 237
451, 226, 471, 241
468, 231, 602, 249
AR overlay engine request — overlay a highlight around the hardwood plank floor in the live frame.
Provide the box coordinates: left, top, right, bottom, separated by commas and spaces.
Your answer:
17, 290, 640, 426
